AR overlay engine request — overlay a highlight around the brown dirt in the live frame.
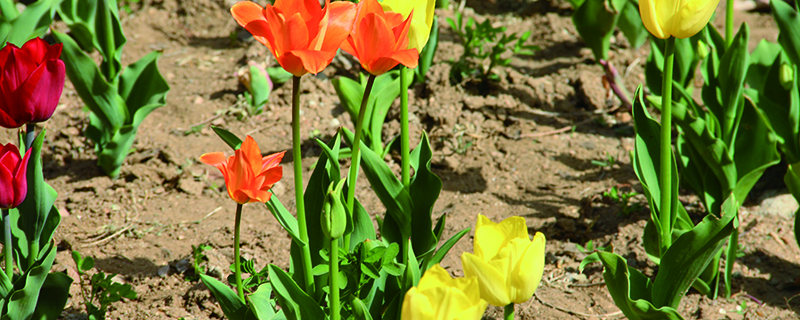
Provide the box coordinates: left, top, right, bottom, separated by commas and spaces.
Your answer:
3, 0, 797, 319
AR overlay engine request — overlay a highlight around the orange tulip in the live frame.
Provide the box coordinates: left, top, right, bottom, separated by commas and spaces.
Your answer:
200, 136, 285, 204
231, 0, 356, 77
340, 0, 419, 75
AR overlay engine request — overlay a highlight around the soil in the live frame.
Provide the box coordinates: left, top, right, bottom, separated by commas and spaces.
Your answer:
3, 0, 798, 318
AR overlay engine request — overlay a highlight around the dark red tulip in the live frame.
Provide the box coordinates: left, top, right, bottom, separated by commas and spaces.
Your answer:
0, 37, 66, 128
0, 142, 31, 209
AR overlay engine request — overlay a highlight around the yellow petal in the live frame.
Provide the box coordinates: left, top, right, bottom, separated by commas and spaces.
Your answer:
461, 252, 510, 306
496, 215, 529, 241
509, 233, 545, 303
639, 0, 669, 39
417, 264, 453, 291
670, 0, 719, 38
401, 287, 435, 320
455, 299, 489, 320
380, 0, 436, 51
473, 214, 504, 260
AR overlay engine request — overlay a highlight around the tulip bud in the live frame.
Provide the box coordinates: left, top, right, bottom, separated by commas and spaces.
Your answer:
780, 63, 794, 91
696, 41, 708, 60
321, 179, 347, 239
639, 0, 719, 39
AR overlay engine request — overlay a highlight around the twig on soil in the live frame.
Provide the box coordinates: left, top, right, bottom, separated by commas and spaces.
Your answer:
769, 231, 786, 247
245, 125, 271, 136
178, 206, 223, 227
568, 281, 607, 288
81, 224, 134, 247
519, 125, 574, 138
535, 292, 624, 319
174, 114, 224, 133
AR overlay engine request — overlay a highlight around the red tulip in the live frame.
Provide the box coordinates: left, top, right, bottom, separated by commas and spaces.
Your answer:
340, 0, 419, 75
0, 142, 31, 209
231, 0, 356, 77
0, 38, 66, 128
200, 136, 285, 204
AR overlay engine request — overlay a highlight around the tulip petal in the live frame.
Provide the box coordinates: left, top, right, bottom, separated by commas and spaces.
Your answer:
261, 151, 286, 171
276, 52, 309, 77
639, 0, 668, 39
0, 43, 14, 69
461, 252, 510, 306
12, 148, 31, 207
290, 49, 336, 75
339, 37, 358, 58
240, 136, 263, 176
365, 50, 418, 75
274, 0, 321, 22
21, 37, 49, 65
2, 48, 38, 93
672, 0, 719, 38
241, 188, 272, 203
231, 2, 275, 50
13, 59, 65, 123
320, 1, 357, 52
43, 43, 62, 62
256, 166, 283, 189
508, 235, 544, 303
0, 163, 14, 209
473, 214, 505, 260
0, 105, 22, 128
199, 152, 227, 166
401, 288, 435, 320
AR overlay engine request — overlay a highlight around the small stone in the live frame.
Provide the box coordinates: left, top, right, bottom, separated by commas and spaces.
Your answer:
157, 265, 170, 278
194, 96, 204, 105
177, 177, 204, 195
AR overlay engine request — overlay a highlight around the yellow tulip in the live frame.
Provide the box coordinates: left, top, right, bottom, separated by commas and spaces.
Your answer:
460, 214, 545, 307
380, 0, 436, 51
639, 0, 720, 39
401, 264, 487, 320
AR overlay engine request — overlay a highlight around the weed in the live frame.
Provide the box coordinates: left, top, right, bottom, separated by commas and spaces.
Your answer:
592, 154, 617, 168
603, 186, 642, 216
186, 243, 212, 281
446, 12, 539, 84
72, 251, 137, 320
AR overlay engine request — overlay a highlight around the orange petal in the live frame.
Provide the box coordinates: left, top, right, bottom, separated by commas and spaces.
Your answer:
274, 0, 321, 23
261, 151, 286, 171
339, 37, 357, 58
231, 3, 274, 51
355, 13, 395, 71
262, 4, 290, 55
240, 136, 263, 175
257, 166, 284, 188
241, 188, 273, 203
277, 52, 308, 77
319, 1, 356, 52
365, 49, 418, 75
391, 11, 413, 51
200, 152, 227, 166
231, 189, 252, 204
291, 49, 336, 75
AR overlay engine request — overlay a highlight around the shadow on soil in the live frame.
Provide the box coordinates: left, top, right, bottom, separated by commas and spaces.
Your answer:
95, 255, 161, 278
737, 249, 800, 313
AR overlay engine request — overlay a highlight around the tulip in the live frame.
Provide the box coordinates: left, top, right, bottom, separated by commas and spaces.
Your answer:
230, 0, 356, 77
639, 0, 719, 39
0, 142, 32, 209
401, 264, 487, 320
380, 0, 436, 51
460, 214, 545, 307
0, 37, 66, 128
340, 0, 419, 75
200, 136, 285, 204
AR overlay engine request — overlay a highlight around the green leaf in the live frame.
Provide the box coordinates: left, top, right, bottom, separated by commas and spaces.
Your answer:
342, 128, 412, 237
118, 51, 169, 121
595, 251, 684, 319
212, 126, 244, 150
248, 284, 277, 320
772, 0, 800, 66
32, 272, 73, 320
616, 0, 648, 48
52, 30, 125, 135
302, 132, 342, 269
15, 130, 60, 270
408, 132, 442, 256
1, 0, 59, 47
424, 227, 469, 272
199, 274, 253, 320
730, 96, 780, 203
3, 243, 57, 320
264, 195, 304, 247
572, 0, 626, 61
351, 296, 374, 320
267, 67, 293, 85
414, 18, 439, 84
268, 265, 327, 320
715, 23, 750, 144
248, 65, 271, 115
746, 40, 783, 91
651, 194, 738, 308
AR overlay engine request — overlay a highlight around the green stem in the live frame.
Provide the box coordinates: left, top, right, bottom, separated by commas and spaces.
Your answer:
233, 203, 245, 301
400, 67, 411, 187
659, 37, 676, 252
725, 0, 734, 48
291, 76, 315, 294
724, 229, 738, 298
0, 0, 18, 21
2, 209, 11, 280
344, 75, 377, 250
25, 124, 37, 267
504, 303, 514, 320
25, 123, 34, 152
329, 238, 340, 320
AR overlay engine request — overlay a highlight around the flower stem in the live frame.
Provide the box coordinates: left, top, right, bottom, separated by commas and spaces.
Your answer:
291, 76, 315, 294
504, 303, 514, 320
400, 67, 411, 187
725, 0, 734, 48
233, 203, 245, 301
24, 124, 38, 267
25, 123, 34, 152
2, 209, 12, 279
329, 238, 340, 320
659, 37, 676, 252
344, 75, 376, 250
